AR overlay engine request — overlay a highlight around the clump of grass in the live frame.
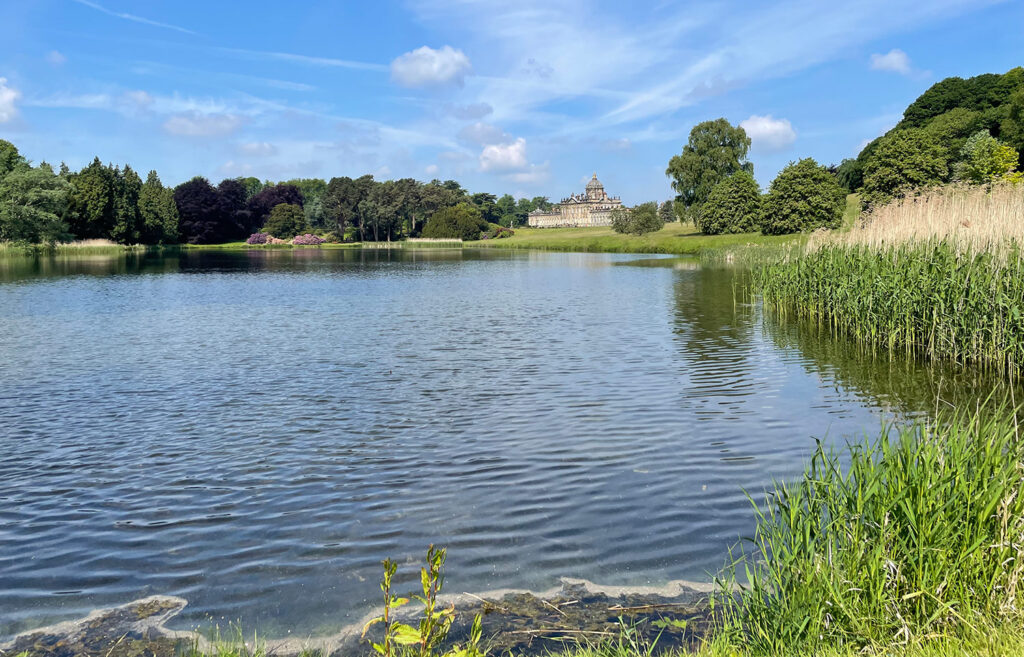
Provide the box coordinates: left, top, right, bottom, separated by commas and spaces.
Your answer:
754, 240, 1024, 375
715, 405, 1024, 655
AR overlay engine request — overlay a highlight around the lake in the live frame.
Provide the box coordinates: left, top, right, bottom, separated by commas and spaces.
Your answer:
0, 248, 1000, 640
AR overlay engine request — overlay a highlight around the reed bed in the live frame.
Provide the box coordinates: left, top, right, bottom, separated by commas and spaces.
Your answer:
811, 184, 1024, 256
716, 405, 1024, 655
756, 184, 1024, 375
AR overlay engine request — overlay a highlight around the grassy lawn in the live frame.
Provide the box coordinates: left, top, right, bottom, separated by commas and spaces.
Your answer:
473, 222, 799, 256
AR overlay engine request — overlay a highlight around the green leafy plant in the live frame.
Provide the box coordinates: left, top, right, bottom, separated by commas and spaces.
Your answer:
363, 545, 485, 657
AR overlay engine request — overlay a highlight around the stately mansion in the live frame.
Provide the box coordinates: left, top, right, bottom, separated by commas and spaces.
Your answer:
527, 174, 623, 228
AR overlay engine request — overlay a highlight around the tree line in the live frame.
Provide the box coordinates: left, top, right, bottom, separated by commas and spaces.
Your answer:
0, 138, 554, 247
664, 66, 1024, 236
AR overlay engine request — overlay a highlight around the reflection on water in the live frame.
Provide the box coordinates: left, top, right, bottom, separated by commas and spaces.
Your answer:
0, 248, 1005, 640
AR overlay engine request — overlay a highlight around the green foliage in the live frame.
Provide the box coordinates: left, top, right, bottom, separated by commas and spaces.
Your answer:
262, 203, 307, 238
834, 158, 862, 192
138, 170, 179, 244
923, 107, 984, 168
755, 241, 1024, 374
717, 405, 1024, 654
363, 546, 485, 657
1002, 88, 1024, 167
610, 202, 663, 236
422, 203, 488, 241
954, 130, 1023, 184
665, 118, 753, 219
0, 139, 27, 178
898, 67, 1024, 129
110, 165, 143, 244
66, 157, 117, 240
697, 171, 762, 235
861, 130, 949, 205
0, 164, 72, 246
761, 159, 846, 235
658, 200, 675, 224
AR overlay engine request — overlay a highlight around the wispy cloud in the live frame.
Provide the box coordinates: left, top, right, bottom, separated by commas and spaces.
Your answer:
70, 0, 198, 35
219, 47, 387, 72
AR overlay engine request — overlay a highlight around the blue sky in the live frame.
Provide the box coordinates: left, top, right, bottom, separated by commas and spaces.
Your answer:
0, 0, 1021, 203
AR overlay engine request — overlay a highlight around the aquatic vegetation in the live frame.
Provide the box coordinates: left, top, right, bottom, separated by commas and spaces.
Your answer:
820, 184, 1024, 254
754, 185, 1024, 374
363, 545, 485, 657
755, 240, 1024, 375
715, 405, 1024, 654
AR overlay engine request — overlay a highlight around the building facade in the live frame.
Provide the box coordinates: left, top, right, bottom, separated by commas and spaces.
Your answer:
527, 174, 623, 228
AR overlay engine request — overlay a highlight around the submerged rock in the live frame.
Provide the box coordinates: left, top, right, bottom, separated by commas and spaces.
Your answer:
1, 579, 715, 657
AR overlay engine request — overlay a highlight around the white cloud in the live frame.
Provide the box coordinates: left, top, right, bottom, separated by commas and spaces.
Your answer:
425, 164, 440, 175
391, 45, 471, 88
506, 162, 550, 185
0, 78, 21, 123
480, 137, 528, 172
46, 50, 66, 66
238, 141, 277, 156
458, 122, 510, 145
870, 48, 913, 75
740, 114, 797, 151
163, 112, 242, 137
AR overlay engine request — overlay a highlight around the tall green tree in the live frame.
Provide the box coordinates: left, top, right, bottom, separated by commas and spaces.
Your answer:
470, 192, 499, 223
262, 203, 307, 238
0, 164, 72, 246
323, 175, 374, 241
953, 130, 1022, 183
1001, 87, 1024, 168
665, 118, 752, 221
138, 170, 178, 244
761, 159, 846, 235
110, 165, 143, 244
66, 157, 117, 239
861, 129, 949, 205
0, 139, 26, 178
698, 171, 762, 235
658, 200, 675, 224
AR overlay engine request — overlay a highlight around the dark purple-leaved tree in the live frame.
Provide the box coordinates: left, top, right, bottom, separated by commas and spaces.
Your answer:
174, 177, 227, 244
217, 178, 253, 240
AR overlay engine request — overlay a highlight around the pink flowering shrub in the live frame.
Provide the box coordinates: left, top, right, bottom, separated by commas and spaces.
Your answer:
246, 232, 270, 244
292, 234, 326, 245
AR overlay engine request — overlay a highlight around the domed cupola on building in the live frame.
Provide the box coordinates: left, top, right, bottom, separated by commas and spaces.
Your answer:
527, 173, 623, 228
585, 173, 607, 201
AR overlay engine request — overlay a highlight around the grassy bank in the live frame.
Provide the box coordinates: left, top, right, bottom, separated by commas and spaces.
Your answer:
754, 185, 1024, 375
471, 222, 799, 255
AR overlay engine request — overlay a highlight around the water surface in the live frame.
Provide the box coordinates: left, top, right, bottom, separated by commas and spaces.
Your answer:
0, 248, 1000, 638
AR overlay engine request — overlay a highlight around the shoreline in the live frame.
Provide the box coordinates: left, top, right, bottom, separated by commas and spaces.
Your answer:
1, 578, 716, 657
